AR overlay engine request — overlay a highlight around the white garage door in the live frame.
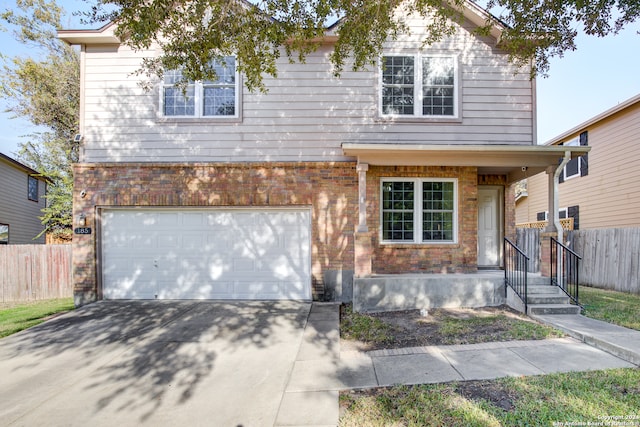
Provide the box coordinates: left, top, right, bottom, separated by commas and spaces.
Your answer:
101, 208, 311, 300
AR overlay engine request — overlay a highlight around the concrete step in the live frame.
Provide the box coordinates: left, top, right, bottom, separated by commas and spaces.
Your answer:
526, 276, 551, 286
527, 285, 563, 295
528, 304, 581, 316
527, 294, 570, 305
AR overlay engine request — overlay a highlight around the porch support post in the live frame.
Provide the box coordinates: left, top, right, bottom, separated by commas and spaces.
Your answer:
356, 162, 369, 232
544, 165, 558, 234
541, 151, 571, 277
354, 162, 373, 277
354, 231, 373, 277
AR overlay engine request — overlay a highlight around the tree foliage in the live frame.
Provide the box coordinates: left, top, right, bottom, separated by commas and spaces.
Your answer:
1, 0, 79, 241
85, 0, 639, 90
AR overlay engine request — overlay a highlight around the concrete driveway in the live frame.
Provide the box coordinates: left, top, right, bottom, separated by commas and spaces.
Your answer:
0, 300, 336, 427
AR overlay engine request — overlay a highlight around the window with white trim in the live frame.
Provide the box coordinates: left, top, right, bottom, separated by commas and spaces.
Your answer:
562, 138, 580, 180
162, 56, 238, 118
381, 178, 457, 243
381, 55, 457, 118
0, 223, 8, 244
540, 208, 569, 221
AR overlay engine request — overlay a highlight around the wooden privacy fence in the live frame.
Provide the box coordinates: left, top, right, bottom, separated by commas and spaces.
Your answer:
0, 245, 73, 303
515, 227, 540, 273
568, 228, 640, 294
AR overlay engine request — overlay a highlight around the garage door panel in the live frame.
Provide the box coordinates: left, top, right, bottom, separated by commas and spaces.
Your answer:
106, 280, 158, 299
234, 280, 282, 297
103, 230, 156, 250
232, 258, 255, 273
182, 212, 205, 226
102, 255, 157, 299
180, 233, 205, 250
102, 208, 311, 300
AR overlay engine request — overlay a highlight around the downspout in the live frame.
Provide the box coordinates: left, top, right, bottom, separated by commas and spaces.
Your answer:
552, 150, 572, 242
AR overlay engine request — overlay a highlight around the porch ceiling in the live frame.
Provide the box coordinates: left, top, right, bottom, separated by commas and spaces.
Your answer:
341, 143, 590, 184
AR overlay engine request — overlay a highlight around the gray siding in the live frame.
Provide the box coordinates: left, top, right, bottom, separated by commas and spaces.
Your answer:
0, 158, 47, 244
81, 15, 534, 163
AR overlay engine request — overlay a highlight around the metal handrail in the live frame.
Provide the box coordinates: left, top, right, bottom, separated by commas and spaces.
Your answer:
504, 238, 529, 313
550, 237, 582, 307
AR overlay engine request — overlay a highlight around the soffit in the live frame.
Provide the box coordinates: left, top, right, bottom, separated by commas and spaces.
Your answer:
341, 143, 590, 184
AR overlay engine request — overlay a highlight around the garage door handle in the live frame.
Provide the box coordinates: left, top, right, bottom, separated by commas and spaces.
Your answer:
154, 260, 158, 267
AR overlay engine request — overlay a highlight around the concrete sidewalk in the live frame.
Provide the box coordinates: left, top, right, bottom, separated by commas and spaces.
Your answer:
285, 305, 640, 427
532, 313, 640, 366
276, 303, 341, 427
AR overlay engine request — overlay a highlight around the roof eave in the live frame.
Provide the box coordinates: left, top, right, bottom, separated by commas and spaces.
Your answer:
545, 93, 640, 146
0, 153, 53, 183
58, 22, 120, 45
58, 0, 504, 46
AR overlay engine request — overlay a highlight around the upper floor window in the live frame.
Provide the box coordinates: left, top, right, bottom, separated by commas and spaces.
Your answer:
162, 56, 238, 118
0, 224, 8, 244
28, 176, 38, 201
381, 178, 457, 244
560, 131, 589, 182
562, 138, 581, 180
381, 55, 458, 118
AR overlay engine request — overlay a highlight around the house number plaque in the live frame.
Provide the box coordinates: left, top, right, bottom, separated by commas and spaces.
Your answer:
74, 227, 92, 235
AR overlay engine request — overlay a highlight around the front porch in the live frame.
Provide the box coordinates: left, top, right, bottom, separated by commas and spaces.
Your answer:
353, 270, 577, 315
344, 143, 590, 312
354, 271, 506, 312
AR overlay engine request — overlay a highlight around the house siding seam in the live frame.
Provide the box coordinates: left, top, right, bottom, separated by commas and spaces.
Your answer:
72, 162, 359, 304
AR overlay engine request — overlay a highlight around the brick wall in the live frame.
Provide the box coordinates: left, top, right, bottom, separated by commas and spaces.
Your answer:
72, 161, 513, 304
72, 162, 359, 304
365, 166, 479, 274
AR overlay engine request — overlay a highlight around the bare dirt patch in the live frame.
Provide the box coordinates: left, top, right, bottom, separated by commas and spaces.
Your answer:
455, 380, 518, 411
340, 304, 563, 352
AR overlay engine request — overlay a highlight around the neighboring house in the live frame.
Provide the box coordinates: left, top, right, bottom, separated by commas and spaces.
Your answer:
0, 153, 48, 244
516, 93, 640, 230
59, 2, 588, 307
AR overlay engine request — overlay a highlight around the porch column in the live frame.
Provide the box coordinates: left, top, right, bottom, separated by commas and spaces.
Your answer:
356, 162, 369, 232
354, 162, 372, 277
541, 152, 571, 277
539, 231, 556, 277
354, 231, 373, 277
544, 165, 558, 234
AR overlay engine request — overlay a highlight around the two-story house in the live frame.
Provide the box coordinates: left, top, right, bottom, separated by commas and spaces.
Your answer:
0, 153, 48, 244
59, 2, 588, 308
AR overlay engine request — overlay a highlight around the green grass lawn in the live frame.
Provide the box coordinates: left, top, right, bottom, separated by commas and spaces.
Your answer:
437, 314, 564, 344
340, 304, 396, 345
340, 368, 640, 426
580, 287, 640, 331
0, 298, 75, 338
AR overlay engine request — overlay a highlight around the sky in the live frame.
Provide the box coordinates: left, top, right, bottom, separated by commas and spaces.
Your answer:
0, 1, 639, 158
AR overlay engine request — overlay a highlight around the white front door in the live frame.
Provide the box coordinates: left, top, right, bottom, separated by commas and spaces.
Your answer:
477, 186, 503, 267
